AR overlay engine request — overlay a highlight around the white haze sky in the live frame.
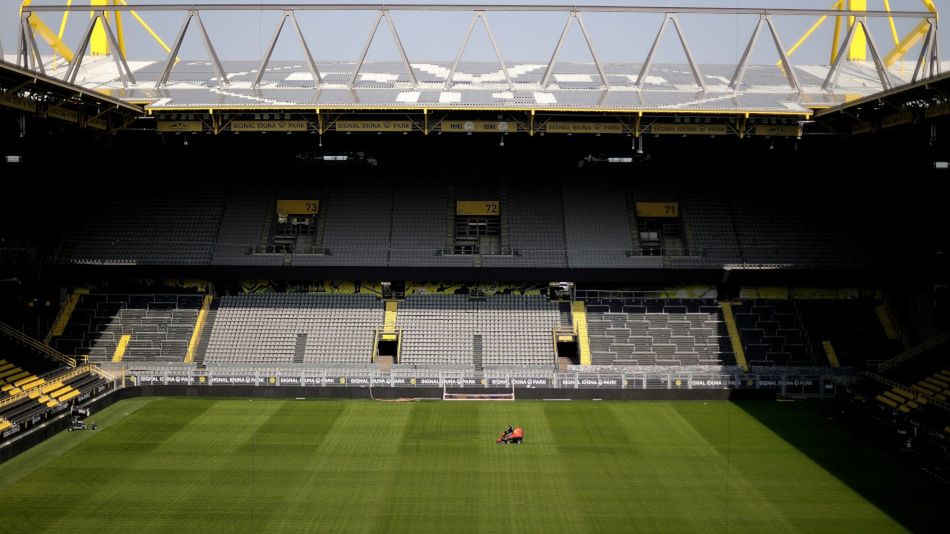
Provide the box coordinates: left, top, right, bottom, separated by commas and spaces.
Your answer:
1, 1, 943, 70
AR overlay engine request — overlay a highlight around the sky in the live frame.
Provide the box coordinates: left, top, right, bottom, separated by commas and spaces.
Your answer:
2, 1, 944, 71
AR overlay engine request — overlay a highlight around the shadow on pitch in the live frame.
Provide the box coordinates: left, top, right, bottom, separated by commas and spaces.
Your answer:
732, 400, 949, 533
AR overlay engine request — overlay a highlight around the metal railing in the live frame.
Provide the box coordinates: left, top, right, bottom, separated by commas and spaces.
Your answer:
0, 365, 92, 410
0, 322, 76, 367
124, 364, 841, 397
875, 330, 950, 373
12, 3, 940, 92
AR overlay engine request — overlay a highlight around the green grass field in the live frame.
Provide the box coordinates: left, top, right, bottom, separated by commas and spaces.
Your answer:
0, 398, 945, 533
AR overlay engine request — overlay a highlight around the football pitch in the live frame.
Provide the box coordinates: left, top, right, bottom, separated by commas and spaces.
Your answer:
0, 398, 945, 533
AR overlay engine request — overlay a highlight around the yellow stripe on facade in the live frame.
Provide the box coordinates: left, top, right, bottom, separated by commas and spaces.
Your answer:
184, 295, 212, 363
571, 301, 592, 366
821, 340, 840, 368
875, 305, 900, 340
719, 302, 749, 372
112, 334, 131, 363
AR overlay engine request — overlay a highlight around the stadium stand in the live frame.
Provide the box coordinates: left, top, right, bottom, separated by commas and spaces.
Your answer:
295, 179, 394, 266
0, 366, 108, 428
212, 188, 283, 266
796, 299, 901, 369
486, 180, 568, 268
396, 294, 560, 369
58, 187, 226, 265
583, 298, 736, 366
47, 174, 888, 271
733, 300, 813, 367
204, 294, 382, 364
52, 295, 204, 363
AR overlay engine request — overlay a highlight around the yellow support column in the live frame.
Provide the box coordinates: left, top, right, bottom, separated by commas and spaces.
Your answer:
848, 0, 867, 61
184, 296, 212, 363
383, 301, 398, 337
112, 334, 131, 363
821, 340, 840, 368
50, 291, 82, 339
875, 304, 900, 340
571, 301, 592, 366
719, 302, 749, 372
90, 0, 110, 56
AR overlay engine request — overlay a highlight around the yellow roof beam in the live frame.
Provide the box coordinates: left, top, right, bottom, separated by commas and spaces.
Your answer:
22, 5, 75, 63
884, 19, 933, 66
117, 0, 175, 55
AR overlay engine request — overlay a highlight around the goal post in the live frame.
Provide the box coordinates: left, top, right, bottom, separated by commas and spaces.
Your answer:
442, 385, 515, 401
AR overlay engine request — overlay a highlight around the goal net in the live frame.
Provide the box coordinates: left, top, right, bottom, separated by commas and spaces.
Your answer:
442, 386, 515, 401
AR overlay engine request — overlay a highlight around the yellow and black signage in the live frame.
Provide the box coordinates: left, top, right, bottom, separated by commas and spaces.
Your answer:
651, 123, 728, 136
457, 201, 500, 216
158, 120, 203, 132
852, 121, 873, 135
47, 106, 79, 124
545, 121, 623, 134
925, 102, 950, 119
751, 124, 801, 137
0, 93, 36, 112
86, 116, 108, 130
335, 120, 413, 132
231, 120, 308, 132
635, 202, 679, 218
277, 200, 320, 215
881, 112, 913, 130
440, 120, 513, 133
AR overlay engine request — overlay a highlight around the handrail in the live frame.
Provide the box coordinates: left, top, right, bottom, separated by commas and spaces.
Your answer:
0, 322, 76, 367
876, 330, 950, 373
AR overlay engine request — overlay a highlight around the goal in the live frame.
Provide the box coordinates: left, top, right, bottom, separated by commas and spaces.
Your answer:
442, 385, 515, 401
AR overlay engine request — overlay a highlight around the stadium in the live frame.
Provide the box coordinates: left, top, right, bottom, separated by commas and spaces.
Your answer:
1, 1, 949, 531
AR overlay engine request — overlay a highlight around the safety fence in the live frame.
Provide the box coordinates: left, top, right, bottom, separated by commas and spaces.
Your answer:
126, 367, 843, 397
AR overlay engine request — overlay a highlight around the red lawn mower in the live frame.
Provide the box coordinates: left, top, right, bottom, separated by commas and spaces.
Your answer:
496, 426, 524, 445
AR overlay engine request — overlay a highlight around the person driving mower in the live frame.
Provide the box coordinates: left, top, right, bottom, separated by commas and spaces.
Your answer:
496, 425, 524, 445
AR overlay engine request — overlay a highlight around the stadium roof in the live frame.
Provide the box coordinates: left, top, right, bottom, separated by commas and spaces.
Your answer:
16, 57, 923, 116
7, 3, 943, 117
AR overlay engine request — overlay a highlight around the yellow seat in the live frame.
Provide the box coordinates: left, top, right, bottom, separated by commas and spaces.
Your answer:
898, 405, 911, 413
0, 368, 23, 380
57, 390, 80, 402
0, 420, 11, 432
926, 377, 948, 388
906, 401, 919, 409
45, 400, 58, 408
39, 382, 63, 395
892, 387, 915, 400
6, 371, 30, 384
19, 378, 44, 390
876, 395, 898, 408
883, 390, 904, 402
50, 386, 73, 398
